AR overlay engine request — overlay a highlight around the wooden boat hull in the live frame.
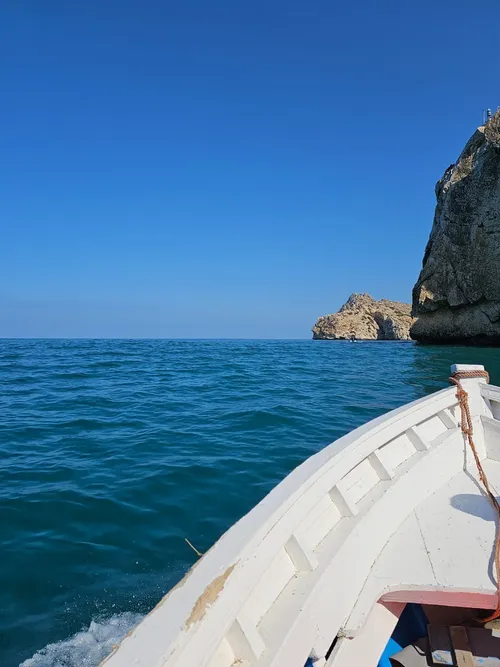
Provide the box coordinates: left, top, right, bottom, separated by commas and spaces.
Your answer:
101, 365, 500, 667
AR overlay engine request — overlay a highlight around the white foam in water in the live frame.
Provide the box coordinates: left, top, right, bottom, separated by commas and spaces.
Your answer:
20, 612, 143, 667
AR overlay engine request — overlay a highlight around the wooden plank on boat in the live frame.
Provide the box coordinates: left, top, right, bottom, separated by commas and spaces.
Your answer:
428, 625, 500, 667
480, 384, 500, 402
285, 534, 318, 571
428, 625, 453, 665
368, 451, 394, 480
449, 626, 474, 667
227, 613, 265, 661
406, 426, 430, 451
465, 626, 500, 665
437, 409, 458, 430
329, 484, 358, 517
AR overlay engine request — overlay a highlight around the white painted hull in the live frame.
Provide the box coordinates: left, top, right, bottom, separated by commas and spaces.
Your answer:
101, 365, 500, 667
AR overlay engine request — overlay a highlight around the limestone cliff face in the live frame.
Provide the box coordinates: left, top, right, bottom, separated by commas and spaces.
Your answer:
312, 293, 414, 340
411, 110, 500, 343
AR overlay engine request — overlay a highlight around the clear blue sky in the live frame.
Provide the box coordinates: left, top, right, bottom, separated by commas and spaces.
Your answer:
1, 1, 498, 338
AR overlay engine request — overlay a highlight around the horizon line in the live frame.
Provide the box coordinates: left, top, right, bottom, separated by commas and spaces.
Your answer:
0, 336, 313, 341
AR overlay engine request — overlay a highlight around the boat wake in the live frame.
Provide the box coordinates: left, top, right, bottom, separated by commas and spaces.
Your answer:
20, 612, 143, 667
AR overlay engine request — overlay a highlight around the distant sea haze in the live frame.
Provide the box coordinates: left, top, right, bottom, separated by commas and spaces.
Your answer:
4, 339, 500, 666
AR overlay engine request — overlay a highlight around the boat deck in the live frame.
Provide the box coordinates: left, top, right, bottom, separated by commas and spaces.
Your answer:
327, 458, 500, 667
347, 459, 500, 633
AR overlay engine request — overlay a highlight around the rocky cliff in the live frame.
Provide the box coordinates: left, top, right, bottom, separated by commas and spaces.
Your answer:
312, 293, 414, 340
411, 110, 500, 343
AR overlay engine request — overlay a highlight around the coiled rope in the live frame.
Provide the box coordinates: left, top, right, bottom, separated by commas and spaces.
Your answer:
449, 369, 500, 622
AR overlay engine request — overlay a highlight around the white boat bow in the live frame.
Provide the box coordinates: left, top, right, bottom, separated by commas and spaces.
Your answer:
101, 364, 500, 667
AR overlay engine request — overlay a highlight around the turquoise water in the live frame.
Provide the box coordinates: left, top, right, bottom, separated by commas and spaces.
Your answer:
3, 339, 500, 666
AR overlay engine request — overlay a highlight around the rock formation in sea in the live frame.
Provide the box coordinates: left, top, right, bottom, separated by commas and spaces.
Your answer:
411, 109, 500, 343
312, 293, 414, 340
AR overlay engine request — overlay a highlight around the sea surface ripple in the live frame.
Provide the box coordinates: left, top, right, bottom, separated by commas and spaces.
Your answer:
3, 339, 500, 666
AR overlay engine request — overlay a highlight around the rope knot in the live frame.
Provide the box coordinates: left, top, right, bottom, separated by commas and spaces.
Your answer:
451, 369, 490, 383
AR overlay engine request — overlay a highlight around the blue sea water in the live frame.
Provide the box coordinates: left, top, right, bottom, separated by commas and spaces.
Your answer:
3, 339, 500, 667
